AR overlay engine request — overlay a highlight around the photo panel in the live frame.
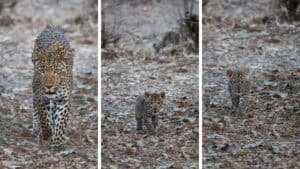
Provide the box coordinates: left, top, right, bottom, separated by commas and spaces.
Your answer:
101, 0, 199, 168
0, 0, 98, 168
203, 0, 300, 168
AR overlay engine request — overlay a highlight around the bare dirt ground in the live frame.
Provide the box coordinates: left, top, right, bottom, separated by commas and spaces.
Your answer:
203, 0, 300, 168
0, 0, 98, 168
101, 0, 199, 168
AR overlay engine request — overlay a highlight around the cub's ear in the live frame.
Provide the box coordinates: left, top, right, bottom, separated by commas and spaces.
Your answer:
226, 69, 233, 78
32, 52, 38, 63
144, 92, 150, 99
243, 67, 249, 78
160, 92, 165, 99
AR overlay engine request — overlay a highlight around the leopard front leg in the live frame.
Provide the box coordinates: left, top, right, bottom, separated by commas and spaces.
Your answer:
152, 115, 158, 129
237, 94, 249, 114
32, 104, 40, 136
35, 100, 52, 142
144, 116, 155, 134
136, 117, 143, 131
51, 98, 70, 146
231, 95, 240, 113
237, 81, 251, 114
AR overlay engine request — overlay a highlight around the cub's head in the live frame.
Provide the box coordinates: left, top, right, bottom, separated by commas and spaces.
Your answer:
32, 43, 73, 94
144, 91, 166, 113
226, 68, 249, 92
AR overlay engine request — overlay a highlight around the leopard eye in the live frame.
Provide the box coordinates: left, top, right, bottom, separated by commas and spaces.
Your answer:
39, 69, 45, 75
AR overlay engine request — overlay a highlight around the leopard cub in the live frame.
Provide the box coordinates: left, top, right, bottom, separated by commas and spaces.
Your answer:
226, 68, 251, 114
135, 92, 165, 134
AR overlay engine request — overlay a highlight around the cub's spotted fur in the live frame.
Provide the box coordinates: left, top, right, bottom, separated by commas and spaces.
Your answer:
32, 25, 74, 146
135, 92, 165, 134
226, 68, 250, 114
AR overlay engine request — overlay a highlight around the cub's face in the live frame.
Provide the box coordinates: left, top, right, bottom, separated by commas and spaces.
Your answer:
226, 68, 249, 94
144, 92, 166, 113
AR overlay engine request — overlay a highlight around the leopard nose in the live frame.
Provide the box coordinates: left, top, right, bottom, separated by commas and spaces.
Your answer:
45, 85, 53, 89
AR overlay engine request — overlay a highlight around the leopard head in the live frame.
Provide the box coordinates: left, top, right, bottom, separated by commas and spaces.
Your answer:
32, 43, 73, 95
226, 68, 249, 93
144, 91, 165, 113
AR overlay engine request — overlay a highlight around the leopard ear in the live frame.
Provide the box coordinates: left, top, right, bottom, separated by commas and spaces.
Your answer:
52, 43, 73, 62
144, 92, 150, 99
32, 50, 45, 63
243, 67, 249, 79
226, 69, 233, 78
32, 51, 39, 63
65, 48, 74, 59
160, 92, 165, 99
